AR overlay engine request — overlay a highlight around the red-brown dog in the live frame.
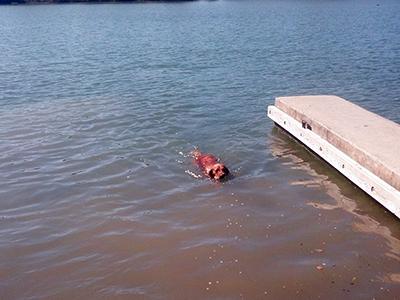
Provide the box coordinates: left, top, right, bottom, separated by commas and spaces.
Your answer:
192, 150, 230, 181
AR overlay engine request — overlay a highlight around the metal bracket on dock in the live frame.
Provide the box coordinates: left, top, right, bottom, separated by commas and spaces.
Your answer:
301, 121, 312, 131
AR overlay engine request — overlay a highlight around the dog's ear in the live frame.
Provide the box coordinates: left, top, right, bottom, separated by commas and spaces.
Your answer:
208, 169, 215, 179
222, 166, 229, 175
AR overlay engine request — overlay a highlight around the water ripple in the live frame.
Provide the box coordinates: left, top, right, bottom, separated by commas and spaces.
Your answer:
1, 1, 400, 299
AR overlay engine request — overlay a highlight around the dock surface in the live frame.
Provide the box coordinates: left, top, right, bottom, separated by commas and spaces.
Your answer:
268, 95, 400, 218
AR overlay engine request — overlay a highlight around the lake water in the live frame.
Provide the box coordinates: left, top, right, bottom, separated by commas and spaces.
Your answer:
1, 0, 400, 299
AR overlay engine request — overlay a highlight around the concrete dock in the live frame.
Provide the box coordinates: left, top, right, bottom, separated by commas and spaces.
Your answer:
267, 95, 400, 219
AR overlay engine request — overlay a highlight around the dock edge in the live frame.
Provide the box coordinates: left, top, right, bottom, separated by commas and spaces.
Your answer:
267, 105, 400, 219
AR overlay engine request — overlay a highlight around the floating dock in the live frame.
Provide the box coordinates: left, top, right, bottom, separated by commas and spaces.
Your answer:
267, 95, 400, 219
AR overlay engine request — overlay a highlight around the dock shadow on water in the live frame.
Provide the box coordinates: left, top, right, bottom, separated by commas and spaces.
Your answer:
269, 127, 400, 290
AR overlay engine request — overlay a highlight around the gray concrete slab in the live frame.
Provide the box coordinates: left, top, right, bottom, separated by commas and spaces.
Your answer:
275, 95, 400, 191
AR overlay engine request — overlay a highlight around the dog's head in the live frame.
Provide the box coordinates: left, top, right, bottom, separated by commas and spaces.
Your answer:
208, 163, 230, 181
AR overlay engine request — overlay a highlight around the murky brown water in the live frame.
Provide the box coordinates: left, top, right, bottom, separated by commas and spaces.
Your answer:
1, 1, 400, 299
1, 99, 399, 299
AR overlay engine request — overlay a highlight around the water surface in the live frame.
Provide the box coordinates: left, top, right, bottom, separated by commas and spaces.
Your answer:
1, 0, 400, 299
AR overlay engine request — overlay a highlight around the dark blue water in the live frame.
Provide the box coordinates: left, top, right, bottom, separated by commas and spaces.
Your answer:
1, 1, 400, 299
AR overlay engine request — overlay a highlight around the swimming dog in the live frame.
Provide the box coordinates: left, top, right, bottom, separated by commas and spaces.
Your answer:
192, 150, 230, 181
